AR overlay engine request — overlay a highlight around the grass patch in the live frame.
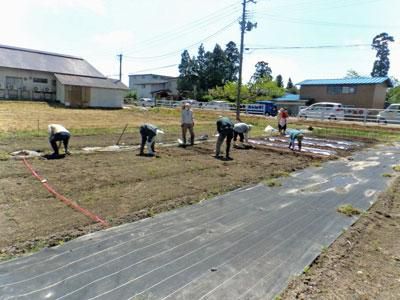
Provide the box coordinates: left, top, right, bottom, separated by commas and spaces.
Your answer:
393, 165, 400, 172
303, 265, 311, 274
264, 178, 282, 187
337, 204, 362, 216
0, 151, 9, 161
382, 173, 393, 178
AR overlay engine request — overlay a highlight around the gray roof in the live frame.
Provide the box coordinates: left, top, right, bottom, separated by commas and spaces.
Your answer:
55, 74, 128, 90
0, 44, 104, 78
297, 77, 393, 87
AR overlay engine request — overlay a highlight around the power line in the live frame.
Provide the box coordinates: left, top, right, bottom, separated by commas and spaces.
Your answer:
131, 64, 178, 74
124, 18, 239, 61
256, 13, 400, 29
245, 43, 371, 50
124, 3, 241, 55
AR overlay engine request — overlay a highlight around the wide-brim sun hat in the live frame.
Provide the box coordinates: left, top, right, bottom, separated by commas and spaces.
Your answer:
156, 129, 165, 135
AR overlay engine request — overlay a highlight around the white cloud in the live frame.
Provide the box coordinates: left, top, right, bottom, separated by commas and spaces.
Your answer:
92, 30, 135, 50
38, 0, 106, 15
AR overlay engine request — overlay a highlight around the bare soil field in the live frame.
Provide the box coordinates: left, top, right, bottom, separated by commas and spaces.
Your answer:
0, 139, 325, 259
280, 176, 400, 299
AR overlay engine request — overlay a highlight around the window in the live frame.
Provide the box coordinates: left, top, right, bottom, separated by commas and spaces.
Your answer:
5, 76, 23, 89
327, 86, 341, 95
327, 85, 356, 95
33, 78, 48, 84
342, 86, 356, 94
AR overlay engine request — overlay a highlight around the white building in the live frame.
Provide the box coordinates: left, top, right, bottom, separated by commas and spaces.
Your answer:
0, 44, 128, 108
129, 74, 178, 99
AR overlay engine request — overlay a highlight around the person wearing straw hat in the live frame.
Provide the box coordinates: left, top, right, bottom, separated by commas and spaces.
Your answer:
181, 102, 195, 146
139, 124, 164, 156
48, 124, 71, 156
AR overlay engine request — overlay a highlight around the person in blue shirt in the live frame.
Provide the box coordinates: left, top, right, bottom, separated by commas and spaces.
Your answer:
287, 126, 313, 151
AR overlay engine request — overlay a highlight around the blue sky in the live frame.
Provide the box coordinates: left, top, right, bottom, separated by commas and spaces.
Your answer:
2, 0, 399, 86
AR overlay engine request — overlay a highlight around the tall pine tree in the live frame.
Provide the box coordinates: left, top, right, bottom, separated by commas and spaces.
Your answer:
177, 50, 198, 95
224, 41, 240, 82
371, 32, 394, 77
276, 74, 283, 88
286, 77, 294, 89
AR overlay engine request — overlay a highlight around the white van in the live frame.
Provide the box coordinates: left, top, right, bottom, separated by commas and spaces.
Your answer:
204, 100, 232, 110
298, 102, 344, 120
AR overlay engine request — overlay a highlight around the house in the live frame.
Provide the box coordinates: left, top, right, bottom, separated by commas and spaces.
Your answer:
0, 44, 128, 108
129, 74, 178, 99
297, 77, 393, 109
271, 93, 307, 115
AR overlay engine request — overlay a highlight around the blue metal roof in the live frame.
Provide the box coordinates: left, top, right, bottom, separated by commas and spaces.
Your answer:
297, 77, 393, 87
273, 93, 301, 101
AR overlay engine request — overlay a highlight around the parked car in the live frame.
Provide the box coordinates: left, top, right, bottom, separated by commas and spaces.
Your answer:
377, 103, 400, 124
139, 98, 154, 107
180, 99, 200, 107
204, 100, 231, 110
298, 102, 344, 120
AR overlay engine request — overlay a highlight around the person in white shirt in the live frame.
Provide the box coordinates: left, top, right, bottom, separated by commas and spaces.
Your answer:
181, 103, 195, 146
233, 123, 252, 143
48, 124, 71, 155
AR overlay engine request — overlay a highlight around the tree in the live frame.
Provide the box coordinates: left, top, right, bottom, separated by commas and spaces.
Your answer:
371, 32, 394, 77
249, 78, 285, 98
275, 74, 283, 88
205, 44, 228, 88
251, 61, 272, 82
177, 50, 198, 95
345, 69, 361, 78
387, 77, 400, 103
196, 44, 207, 93
286, 77, 294, 89
224, 41, 240, 82
208, 81, 250, 101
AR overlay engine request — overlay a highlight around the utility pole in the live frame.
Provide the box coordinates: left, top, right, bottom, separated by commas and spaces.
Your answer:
117, 54, 123, 82
236, 0, 257, 121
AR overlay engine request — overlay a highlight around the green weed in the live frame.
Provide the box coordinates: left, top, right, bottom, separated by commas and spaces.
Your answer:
337, 204, 362, 216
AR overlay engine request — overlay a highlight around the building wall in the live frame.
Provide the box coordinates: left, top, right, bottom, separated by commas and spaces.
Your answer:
299, 84, 386, 108
0, 67, 56, 100
56, 80, 65, 104
129, 74, 178, 98
90, 87, 124, 108
372, 84, 387, 109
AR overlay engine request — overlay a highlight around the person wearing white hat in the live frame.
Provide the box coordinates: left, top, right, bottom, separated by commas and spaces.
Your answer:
233, 123, 253, 143
48, 124, 71, 156
181, 102, 195, 146
139, 124, 164, 156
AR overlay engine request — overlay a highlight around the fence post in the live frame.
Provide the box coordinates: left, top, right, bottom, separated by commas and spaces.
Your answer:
363, 109, 367, 124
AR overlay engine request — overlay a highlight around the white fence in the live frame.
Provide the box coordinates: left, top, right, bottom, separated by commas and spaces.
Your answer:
297, 105, 400, 124
128, 99, 400, 125
129, 100, 274, 115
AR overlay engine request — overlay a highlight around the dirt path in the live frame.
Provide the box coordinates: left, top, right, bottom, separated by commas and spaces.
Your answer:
280, 175, 400, 299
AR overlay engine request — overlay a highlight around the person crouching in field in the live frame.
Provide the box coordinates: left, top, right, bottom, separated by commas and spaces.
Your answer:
48, 124, 71, 156
139, 124, 164, 156
215, 116, 234, 160
181, 102, 195, 146
233, 122, 253, 144
287, 126, 313, 151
